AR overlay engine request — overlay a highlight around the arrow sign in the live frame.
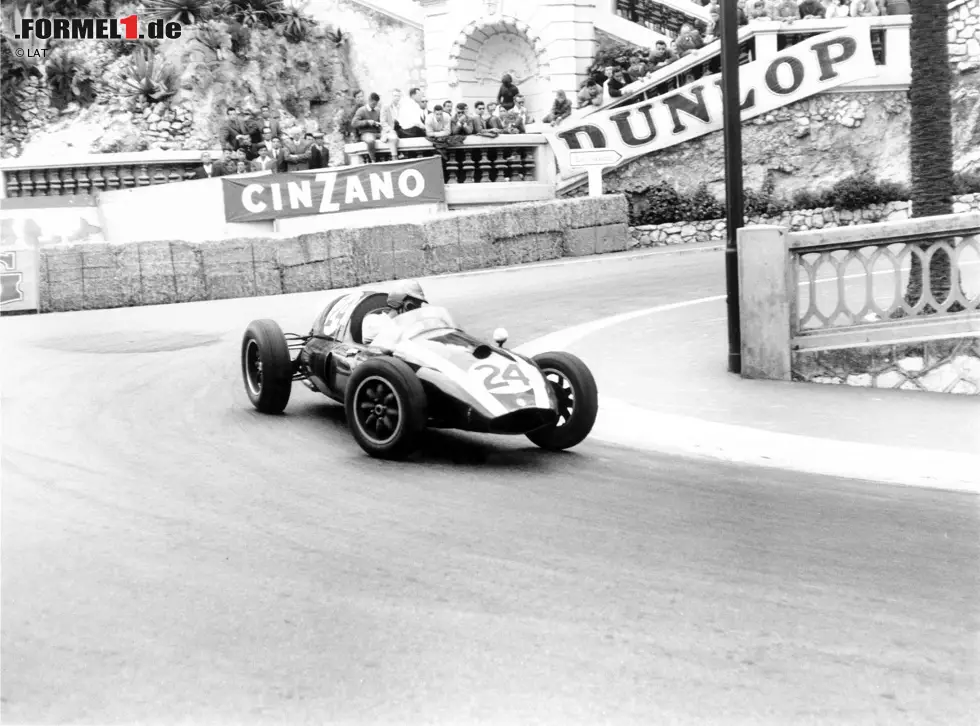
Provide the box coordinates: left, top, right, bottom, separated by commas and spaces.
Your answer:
568, 149, 623, 168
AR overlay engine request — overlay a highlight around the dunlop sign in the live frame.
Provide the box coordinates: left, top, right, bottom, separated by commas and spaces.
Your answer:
545, 26, 877, 173
222, 156, 446, 222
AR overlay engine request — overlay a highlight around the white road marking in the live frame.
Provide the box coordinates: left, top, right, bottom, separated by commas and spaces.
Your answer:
515, 297, 980, 494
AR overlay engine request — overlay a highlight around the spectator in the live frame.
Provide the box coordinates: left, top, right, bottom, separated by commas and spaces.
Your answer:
487, 102, 499, 121
284, 127, 311, 170
499, 110, 524, 134
471, 101, 488, 132
771, 0, 800, 21
260, 126, 275, 150
425, 104, 451, 138
220, 148, 236, 175
352, 92, 383, 162
251, 145, 274, 171
798, 0, 826, 16
605, 67, 633, 99
442, 100, 454, 115
627, 54, 648, 81
450, 102, 475, 135
222, 107, 249, 150
514, 95, 534, 126
647, 40, 676, 72
191, 151, 224, 179
235, 160, 248, 174
235, 148, 248, 167
543, 90, 572, 125
259, 104, 281, 139
381, 88, 403, 159
576, 79, 602, 109
397, 87, 428, 139
269, 137, 289, 172
674, 23, 705, 57
243, 108, 264, 145
825, 0, 850, 17
308, 132, 329, 169
850, 0, 878, 15
236, 134, 256, 160
497, 73, 520, 111
746, 0, 769, 20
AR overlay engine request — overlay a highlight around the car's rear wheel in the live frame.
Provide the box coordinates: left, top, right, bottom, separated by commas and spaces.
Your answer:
241, 319, 292, 414
526, 351, 598, 451
345, 358, 427, 460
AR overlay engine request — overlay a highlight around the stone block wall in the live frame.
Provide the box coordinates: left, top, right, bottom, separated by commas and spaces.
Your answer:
793, 338, 980, 395
627, 194, 980, 248
950, 0, 980, 74
37, 194, 628, 313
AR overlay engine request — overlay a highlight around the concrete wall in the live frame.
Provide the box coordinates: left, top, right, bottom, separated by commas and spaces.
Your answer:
97, 174, 275, 244
38, 194, 628, 312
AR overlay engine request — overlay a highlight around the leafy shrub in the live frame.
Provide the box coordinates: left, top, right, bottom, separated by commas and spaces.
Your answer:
679, 183, 724, 221
45, 47, 98, 109
790, 188, 829, 210
218, 0, 284, 29
191, 18, 230, 57
276, 2, 316, 43
225, 17, 250, 56
587, 39, 645, 82
143, 0, 214, 24
627, 182, 685, 226
117, 46, 178, 102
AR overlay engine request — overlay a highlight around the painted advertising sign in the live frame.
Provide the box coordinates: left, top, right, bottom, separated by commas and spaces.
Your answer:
222, 156, 447, 223
545, 26, 878, 173
0, 195, 104, 314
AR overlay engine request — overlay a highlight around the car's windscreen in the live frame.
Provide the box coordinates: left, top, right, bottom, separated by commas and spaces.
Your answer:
370, 306, 457, 348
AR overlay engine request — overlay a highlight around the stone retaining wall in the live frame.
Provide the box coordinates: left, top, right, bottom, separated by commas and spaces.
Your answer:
793, 338, 980, 395
628, 194, 980, 248
950, 0, 980, 75
38, 195, 628, 313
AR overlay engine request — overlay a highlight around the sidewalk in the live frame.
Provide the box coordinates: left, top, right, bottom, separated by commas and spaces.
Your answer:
526, 296, 980, 492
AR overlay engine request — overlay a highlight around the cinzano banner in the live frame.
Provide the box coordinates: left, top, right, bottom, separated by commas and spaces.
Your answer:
222, 156, 446, 223
545, 26, 878, 173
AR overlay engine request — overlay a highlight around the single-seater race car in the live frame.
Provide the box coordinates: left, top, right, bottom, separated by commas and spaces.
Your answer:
240, 282, 599, 459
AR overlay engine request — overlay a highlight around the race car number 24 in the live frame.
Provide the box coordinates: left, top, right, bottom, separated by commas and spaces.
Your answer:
470, 361, 531, 394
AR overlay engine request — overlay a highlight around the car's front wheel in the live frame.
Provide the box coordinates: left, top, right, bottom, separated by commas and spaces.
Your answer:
526, 351, 598, 451
345, 358, 427, 460
241, 319, 293, 414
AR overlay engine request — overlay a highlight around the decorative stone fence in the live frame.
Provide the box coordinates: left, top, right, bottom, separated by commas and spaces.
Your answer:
344, 134, 557, 206
737, 212, 980, 395
33, 194, 627, 313
949, 0, 980, 74
0, 149, 223, 198
628, 194, 980, 248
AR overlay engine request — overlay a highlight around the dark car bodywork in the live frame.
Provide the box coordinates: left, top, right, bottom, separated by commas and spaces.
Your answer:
290, 289, 562, 435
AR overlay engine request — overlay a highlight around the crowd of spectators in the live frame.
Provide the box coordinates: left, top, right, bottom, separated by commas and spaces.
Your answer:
576, 0, 887, 111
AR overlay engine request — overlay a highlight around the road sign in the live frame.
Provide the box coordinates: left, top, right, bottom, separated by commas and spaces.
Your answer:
568, 149, 623, 168
568, 149, 623, 197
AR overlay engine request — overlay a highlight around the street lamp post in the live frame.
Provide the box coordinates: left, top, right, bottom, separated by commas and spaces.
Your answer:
720, 0, 744, 375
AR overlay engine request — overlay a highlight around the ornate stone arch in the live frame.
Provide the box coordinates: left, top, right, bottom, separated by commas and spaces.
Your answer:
446, 15, 551, 116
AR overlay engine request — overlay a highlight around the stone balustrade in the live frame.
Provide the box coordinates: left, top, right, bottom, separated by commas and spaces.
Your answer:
343, 134, 558, 205
0, 149, 223, 199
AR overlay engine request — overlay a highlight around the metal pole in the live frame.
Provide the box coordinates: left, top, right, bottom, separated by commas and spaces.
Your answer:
720, 0, 744, 375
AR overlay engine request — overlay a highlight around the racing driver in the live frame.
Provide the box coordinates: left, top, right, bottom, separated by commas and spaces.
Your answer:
362, 280, 428, 344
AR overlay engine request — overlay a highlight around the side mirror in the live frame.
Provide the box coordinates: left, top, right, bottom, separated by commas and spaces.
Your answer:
493, 327, 508, 347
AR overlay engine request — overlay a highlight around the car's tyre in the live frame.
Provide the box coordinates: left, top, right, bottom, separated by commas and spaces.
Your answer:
526, 351, 598, 451
345, 357, 427, 460
241, 319, 293, 414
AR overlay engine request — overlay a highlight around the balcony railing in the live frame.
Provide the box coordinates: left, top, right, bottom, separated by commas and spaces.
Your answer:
790, 215, 980, 349
343, 134, 557, 205
614, 0, 709, 38
736, 214, 980, 381
0, 149, 224, 198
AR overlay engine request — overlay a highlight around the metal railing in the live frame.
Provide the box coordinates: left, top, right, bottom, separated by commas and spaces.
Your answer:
789, 214, 980, 350
614, 0, 709, 38
0, 149, 223, 198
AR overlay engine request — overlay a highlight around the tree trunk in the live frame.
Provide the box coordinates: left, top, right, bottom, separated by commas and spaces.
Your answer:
904, 0, 957, 313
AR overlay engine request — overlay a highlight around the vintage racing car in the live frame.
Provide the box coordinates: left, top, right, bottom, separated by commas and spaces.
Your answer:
240, 284, 599, 459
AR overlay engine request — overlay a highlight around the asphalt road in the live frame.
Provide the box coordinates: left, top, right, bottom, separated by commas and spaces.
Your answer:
2, 251, 978, 725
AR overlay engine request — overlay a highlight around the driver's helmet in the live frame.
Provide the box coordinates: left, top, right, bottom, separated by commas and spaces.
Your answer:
386, 280, 427, 314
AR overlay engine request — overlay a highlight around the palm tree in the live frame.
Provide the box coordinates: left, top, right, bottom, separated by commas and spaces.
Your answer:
904, 0, 957, 312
